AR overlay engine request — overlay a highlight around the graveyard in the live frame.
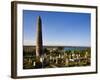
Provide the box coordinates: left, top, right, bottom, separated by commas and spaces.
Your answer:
23, 46, 91, 69
23, 16, 91, 69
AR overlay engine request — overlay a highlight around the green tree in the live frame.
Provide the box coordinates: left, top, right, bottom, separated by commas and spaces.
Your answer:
43, 48, 50, 55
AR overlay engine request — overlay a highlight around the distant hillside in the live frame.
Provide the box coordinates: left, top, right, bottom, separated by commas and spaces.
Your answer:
23, 45, 90, 52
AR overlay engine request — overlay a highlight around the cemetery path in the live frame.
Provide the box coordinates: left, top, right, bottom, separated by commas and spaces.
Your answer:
50, 64, 57, 68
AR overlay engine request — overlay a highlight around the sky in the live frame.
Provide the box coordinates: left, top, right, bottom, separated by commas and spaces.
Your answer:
23, 10, 91, 47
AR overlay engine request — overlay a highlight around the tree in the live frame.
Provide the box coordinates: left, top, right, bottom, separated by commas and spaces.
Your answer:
57, 47, 64, 55
43, 48, 50, 55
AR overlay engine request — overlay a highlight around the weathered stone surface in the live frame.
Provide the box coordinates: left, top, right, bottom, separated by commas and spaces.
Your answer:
36, 16, 43, 57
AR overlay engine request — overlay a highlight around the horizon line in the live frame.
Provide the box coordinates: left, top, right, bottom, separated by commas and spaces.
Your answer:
23, 45, 91, 48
